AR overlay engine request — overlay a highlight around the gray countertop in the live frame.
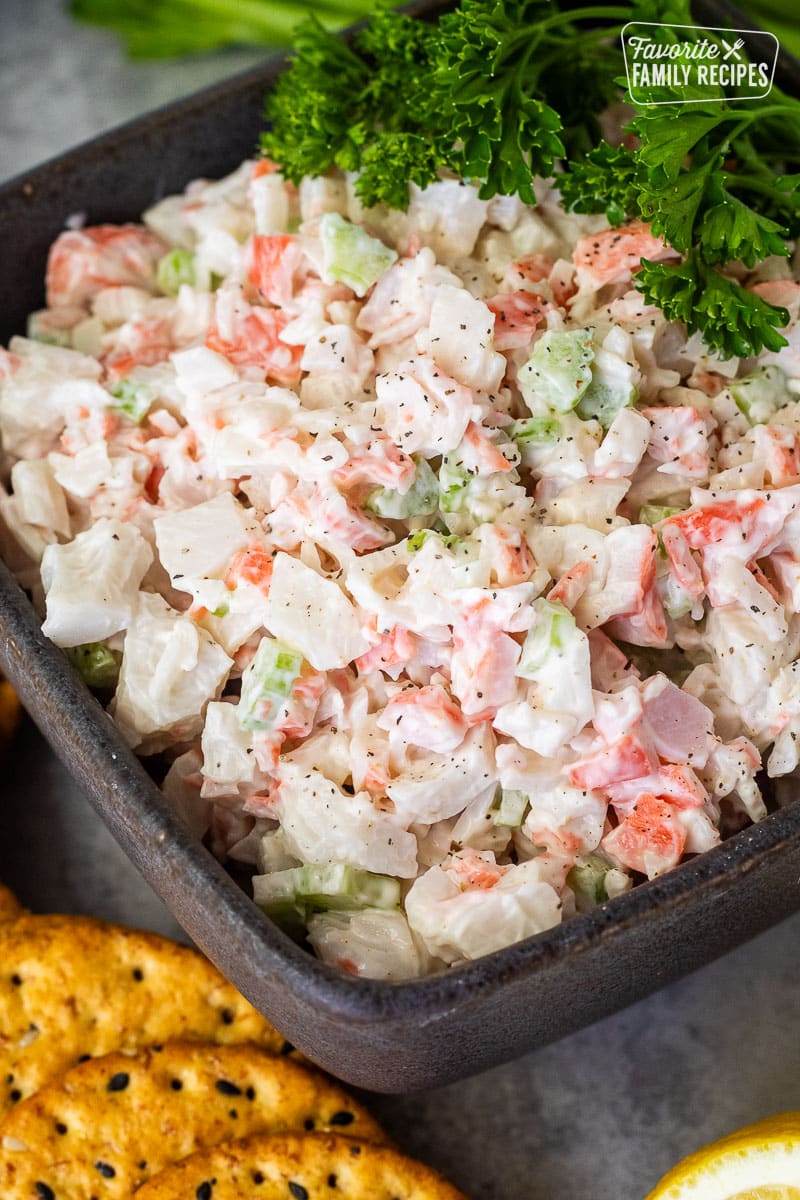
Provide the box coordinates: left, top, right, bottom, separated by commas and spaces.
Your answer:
2, 4, 800, 1197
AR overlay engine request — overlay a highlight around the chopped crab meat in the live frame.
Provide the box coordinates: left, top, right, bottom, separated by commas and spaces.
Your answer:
47, 224, 168, 309
573, 220, 671, 289
377, 684, 468, 753
602, 794, 686, 878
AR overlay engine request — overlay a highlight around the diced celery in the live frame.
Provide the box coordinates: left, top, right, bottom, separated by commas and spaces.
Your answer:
254, 863, 401, 923
508, 416, 561, 445
66, 642, 119, 689
238, 636, 303, 732
517, 598, 577, 677
659, 573, 695, 620
26, 312, 71, 347
438, 457, 471, 514
639, 504, 681, 526
517, 329, 594, 415
156, 248, 196, 296
494, 788, 529, 828
210, 603, 230, 618
366, 456, 438, 520
567, 855, 610, 913
576, 379, 632, 429
731, 365, 790, 425
406, 528, 461, 553
109, 378, 154, 423
318, 212, 398, 297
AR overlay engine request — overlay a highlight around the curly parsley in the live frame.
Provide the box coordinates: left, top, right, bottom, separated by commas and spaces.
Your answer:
263, 0, 800, 359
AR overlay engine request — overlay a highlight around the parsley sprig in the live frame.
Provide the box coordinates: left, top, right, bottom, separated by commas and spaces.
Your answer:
263, 0, 800, 359
262, 2, 630, 208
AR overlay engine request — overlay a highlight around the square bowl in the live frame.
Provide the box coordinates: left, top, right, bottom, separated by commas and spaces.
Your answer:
2, 5, 800, 1093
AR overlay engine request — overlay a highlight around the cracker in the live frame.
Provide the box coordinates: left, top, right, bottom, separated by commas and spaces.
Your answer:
0, 915, 290, 1113
0, 885, 22, 923
135, 1132, 467, 1199
0, 679, 20, 746
0, 1042, 385, 1198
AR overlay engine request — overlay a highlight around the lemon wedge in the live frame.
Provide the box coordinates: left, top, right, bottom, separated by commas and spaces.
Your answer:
645, 1114, 800, 1200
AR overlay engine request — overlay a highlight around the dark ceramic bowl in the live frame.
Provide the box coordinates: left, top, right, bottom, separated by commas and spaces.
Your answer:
2, 3, 800, 1094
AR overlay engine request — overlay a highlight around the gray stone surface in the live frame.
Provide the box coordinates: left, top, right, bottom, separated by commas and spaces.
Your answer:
2, 6, 800, 1198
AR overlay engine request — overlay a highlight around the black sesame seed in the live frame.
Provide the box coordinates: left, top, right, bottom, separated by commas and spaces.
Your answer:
95, 1162, 116, 1179
279, 1041, 294, 1056
327, 1175, 338, 1188
196, 1184, 213, 1200
10, 974, 21, 986
55, 1122, 68, 1135
170, 1079, 183, 1091
35, 1185, 55, 1200
78, 1054, 91, 1063
132, 968, 144, 982
252, 1171, 265, 1184
245, 1086, 256, 1101
288, 1184, 309, 1200
329, 1111, 355, 1127
304, 1117, 315, 1130
10, 1088, 21, 1102
228, 1109, 238, 1119
220, 1008, 234, 1026
215, 1080, 242, 1097
107, 1072, 129, 1093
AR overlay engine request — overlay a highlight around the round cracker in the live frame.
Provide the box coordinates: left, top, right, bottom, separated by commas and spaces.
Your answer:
135, 1132, 467, 1199
0, 885, 22, 923
0, 915, 290, 1113
0, 679, 20, 747
0, 1043, 385, 1198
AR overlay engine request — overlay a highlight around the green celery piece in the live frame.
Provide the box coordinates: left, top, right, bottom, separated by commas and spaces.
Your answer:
730, 365, 790, 425
508, 417, 561, 445
109, 378, 154, 423
69, 0, 376, 58
568, 855, 610, 914
517, 329, 594, 416
639, 504, 681, 526
517, 598, 577, 678
438, 457, 471, 514
318, 213, 397, 297
576, 378, 633, 430
26, 313, 71, 347
254, 863, 401, 922
659, 573, 696, 620
407, 529, 460, 553
156, 248, 196, 295
238, 637, 303, 732
66, 643, 119, 688
494, 789, 529, 829
366, 457, 438, 520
